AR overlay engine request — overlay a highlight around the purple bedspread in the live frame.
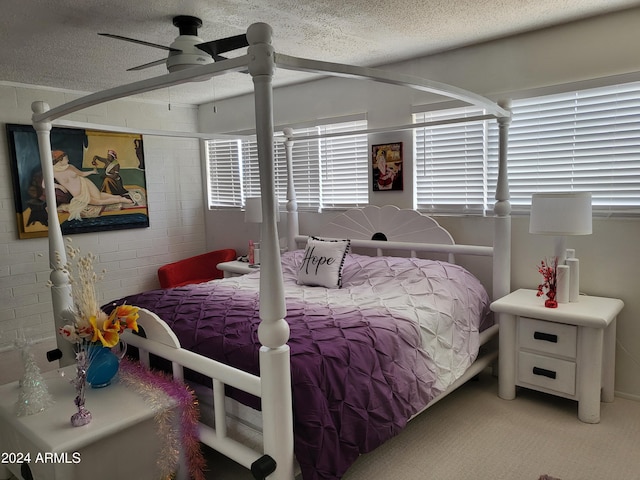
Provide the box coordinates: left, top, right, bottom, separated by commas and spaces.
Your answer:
109, 252, 491, 480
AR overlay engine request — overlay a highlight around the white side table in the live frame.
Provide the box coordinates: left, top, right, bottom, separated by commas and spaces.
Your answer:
0, 365, 177, 480
491, 289, 623, 424
217, 260, 258, 278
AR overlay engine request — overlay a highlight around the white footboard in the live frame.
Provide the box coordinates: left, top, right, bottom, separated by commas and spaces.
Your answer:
121, 308, 287, 480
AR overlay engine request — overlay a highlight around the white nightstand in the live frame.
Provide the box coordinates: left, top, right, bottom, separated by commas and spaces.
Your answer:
217, 260, 258, 278
0, 365, 177, 480
491, 288, 624, 424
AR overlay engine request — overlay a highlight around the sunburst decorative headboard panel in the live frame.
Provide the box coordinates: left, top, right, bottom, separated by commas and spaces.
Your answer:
323, 205, 454, 244
299, 205, 457, 261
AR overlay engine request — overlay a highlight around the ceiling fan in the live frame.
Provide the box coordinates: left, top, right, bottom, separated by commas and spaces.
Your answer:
99, 15, 249, 73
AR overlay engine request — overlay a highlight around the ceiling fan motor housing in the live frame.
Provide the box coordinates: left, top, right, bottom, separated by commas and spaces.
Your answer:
166, 35, 214, 72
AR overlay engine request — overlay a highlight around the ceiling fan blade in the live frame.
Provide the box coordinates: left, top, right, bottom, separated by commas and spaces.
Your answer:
196, 34, 248, 57
126, 58, 168, 71
206, 52, 249, 73
98, 33, 180, 52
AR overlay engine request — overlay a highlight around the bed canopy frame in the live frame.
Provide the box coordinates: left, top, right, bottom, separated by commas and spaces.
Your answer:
32, 22, 512, 480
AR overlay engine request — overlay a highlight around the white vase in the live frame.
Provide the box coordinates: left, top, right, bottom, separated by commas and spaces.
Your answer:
556, 264, 570, 304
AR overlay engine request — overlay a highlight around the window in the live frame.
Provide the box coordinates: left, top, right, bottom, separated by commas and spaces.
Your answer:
414, 107, 489, 214
415, 81, 640, 215
316, 121, 369, 209
490, 82, 640, 214
207, 120, 368, 210
206, 140, 243, 208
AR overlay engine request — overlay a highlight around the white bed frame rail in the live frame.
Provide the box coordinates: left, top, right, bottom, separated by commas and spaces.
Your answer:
33, 22, 511, 480
295, 235, 493, 264
121, 309, 283, 479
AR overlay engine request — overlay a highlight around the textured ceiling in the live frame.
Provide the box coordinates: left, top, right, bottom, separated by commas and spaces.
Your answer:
1, 0, 639, 106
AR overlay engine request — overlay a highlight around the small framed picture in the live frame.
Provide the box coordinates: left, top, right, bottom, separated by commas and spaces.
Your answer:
372, 143, 403, 191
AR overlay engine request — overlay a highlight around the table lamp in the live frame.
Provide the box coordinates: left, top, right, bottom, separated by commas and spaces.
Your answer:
244, 196, 281, 225
530, 192, 592, 303
244, 197, 280, 265
245, 197, 263, 265
529, 192, 592, 265
244, 196, 263, 224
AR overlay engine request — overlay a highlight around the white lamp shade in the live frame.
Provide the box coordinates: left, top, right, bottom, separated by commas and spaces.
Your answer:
244, 196, 280, 223
244, 197, 263, 223
529, 192, 592, 236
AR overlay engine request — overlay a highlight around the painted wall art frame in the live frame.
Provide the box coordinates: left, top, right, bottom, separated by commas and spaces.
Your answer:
372, 142, 403, 191
7, 124, 149, 239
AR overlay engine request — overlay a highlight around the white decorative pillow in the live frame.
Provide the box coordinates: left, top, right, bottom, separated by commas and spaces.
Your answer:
297, 236, 350, 288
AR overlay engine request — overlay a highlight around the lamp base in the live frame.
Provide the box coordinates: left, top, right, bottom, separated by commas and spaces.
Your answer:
554, 236, 567, 265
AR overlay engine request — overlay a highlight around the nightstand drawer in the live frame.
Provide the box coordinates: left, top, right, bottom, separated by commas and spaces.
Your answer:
519, 317, 577, 358
518, 351, 576, 396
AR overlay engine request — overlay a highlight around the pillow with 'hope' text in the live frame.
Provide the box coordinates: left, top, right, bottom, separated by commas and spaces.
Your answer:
297, 236, 350, 288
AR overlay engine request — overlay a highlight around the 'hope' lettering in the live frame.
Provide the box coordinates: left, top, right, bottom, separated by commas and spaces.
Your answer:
300, 246, 335, 275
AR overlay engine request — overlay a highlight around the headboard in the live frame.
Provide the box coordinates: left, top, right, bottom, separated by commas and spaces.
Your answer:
322, 205, 454, 244
294, 205, 492, 266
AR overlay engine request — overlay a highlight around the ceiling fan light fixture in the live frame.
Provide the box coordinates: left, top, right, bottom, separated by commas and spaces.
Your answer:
99, 15, 248, 74
167, 63, 212, 73
166, 35, 214, 73
166, 53, 214, 72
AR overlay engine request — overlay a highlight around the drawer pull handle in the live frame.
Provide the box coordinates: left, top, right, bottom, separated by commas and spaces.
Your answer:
533, 367, 557, 379
534, 331, 558, 343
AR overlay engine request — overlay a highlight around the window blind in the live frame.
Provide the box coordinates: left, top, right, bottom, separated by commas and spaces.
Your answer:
319, 121, 369, 209
207, 119, 368, 210
488, 82, 640, 214
414, 107, 489, 214
241, 140, 288, 201
206, 139, 242, 208
415, 81, 640, 215
241, 140, 260, 198
285, 126, 321, 210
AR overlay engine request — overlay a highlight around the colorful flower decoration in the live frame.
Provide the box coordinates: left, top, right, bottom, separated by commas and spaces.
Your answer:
536, 257, 558, 308
53, 238, 139, 348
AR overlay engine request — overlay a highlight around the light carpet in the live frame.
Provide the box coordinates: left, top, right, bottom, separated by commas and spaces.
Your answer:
4, 344, 637, 479
203, 370, 640, 480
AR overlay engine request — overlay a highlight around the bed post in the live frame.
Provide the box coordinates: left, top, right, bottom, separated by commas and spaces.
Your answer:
493, 100, 511, 300
247, 23, 295, 480
283, 128, 299, 251
493, 100, 516, 400
31, 101, 76, 367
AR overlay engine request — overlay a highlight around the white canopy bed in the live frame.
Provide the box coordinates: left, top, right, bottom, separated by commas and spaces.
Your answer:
33, 22, 512, 480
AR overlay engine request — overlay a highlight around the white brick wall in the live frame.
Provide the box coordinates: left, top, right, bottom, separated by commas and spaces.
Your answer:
0, 83, 207, 348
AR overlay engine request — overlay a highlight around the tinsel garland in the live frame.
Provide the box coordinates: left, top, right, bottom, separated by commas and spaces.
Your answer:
119, 358, 206, 480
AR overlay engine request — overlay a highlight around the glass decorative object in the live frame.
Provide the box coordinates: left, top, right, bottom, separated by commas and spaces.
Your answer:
86, 342, 126, 388
70, 348, 92, 427
14, 336, 54, 417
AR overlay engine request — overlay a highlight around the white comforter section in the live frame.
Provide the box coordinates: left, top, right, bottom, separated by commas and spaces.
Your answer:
222, 251, 492, 392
